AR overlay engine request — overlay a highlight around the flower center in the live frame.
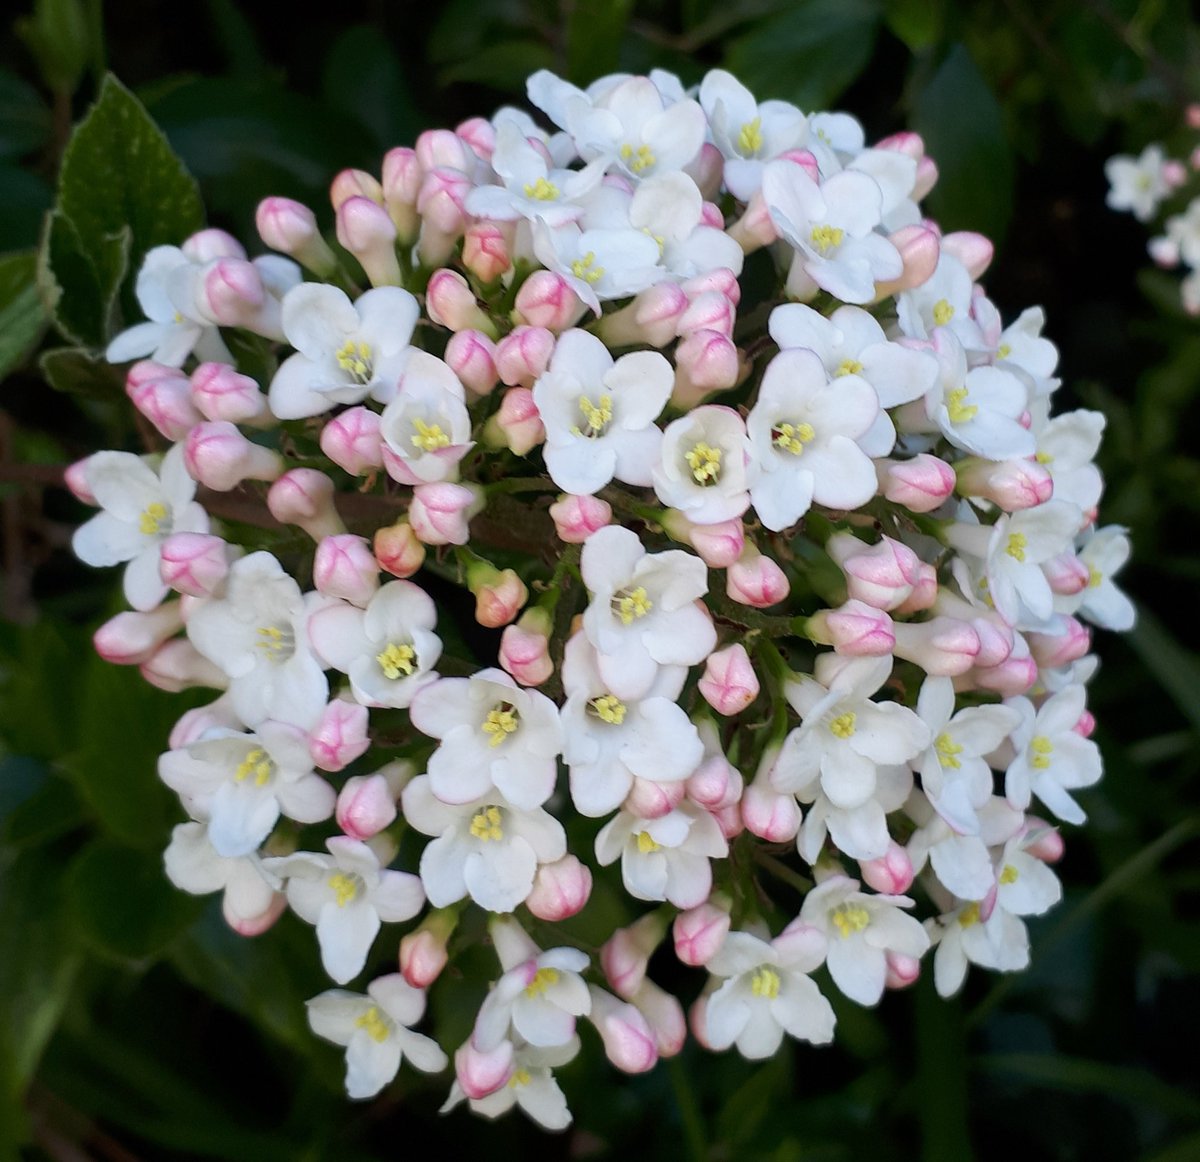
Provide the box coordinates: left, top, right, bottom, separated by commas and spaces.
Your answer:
959, 901, 981, 928
946, 387, 978, 424
829, 712, 857, 739
328, 871, 362, 908
685, 442, 723, 485
832, 904, 871, 938
509, 1068, 532, 1088
835, 358, 864, 377
576, 394, 613, 438
138, 501, 169, 536
376, 642, 416, 679
997, 342, 1012, 360
612, 586, 653, 625
234, 746, 275, 787
1005, 532, 1027, 562
589, 694, 627, 725
570, 251, 605, 285
636, 830, 662, 854
809, 224, 844, 253
355, 1006, 391, 1043
525, 967, 560, 997
336, 339, 374, 384
1087, 566, 1103, 588
750, 965, 780, 999
482, 703, 519, 747
470, 805, 504, 842
737, 117, 764, 156
1030, 735, 1053, 769
999, 864, 1019, 884
523, 176, 560, 201
256, 624, 295, 662
411, 418, 451, 453
771, 421, 815, 456
620, 142, 656, 174
932, 299, 955, 326
934, 732, 963, 770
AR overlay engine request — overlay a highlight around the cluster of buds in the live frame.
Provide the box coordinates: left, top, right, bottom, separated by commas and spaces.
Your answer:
72, 67, 1132, 1129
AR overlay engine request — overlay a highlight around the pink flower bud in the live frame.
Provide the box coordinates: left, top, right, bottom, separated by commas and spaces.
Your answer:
741, 778, 802, 843
687, 753, 743, 810
1149, 235, 1181, 267
381, 147, 421, 240
416, 128, 472, 172
319, 406, 384, 476
225, 891, 287, 938
499, 612, 554, 687
313, 533, 379, 606
184, 421, 284, 491
159, 532, 232, 597
336, 196, 401, 287
425, 268, 495, 334
873, 224, 940, 298
1074, 710, 1096, 738
672, 328, 740, 407
140, 638, 229, 692
894, 563, 939, 615
940, 231, 994, 280
1023, 818, 1065, 862
128, 371, 203, 441
408, 481, 478, 546
1164, 159, 1187, 188
712, 802, 744, 839
596, 282, 689, 348
673, 902, 731, 967
1027, 617, 1091, 668
462, 220, 513, 283
699, 200, 724, 229
548, 493, 611, 543
267, 469, 345, 541
698, 644, 760, 715
373, 519, 426, 578
831, 533, 922, 610
308, 698, 371, 771
455, 1037, 514, 1100
683, 268, 741, 305
631, 980, 687, 1057
330, 168, 383, 211
601, 912, 667, 999
525, 854, 592, 921
587, 986, 658, 1074
807, 600, 896, 656
778, 148, 821, 179
455, 116, 495, 160
686, 141, 725, 199
965, 614, 1014, 669
677, 290, 735, 337
971, 643, 1038, 697
955, 457, 1053, 510
625, 777, 685, 819
417, 166, 470, 237
859, 841, 914, 895
94, 602, 184, 665
443, 329, 499, 396
892, 617, 980, 676
469, 565, 528, 629
336, 773, 398, 840
885, 951, 921, 990
513, 270, 586, 332
878, 454, 956, 512
913, 156, 939, 200
727, 545, 790, 608
483, 386, 545, 455
727, 191, 779, 251
684, 516, 745, 569
179, 230, 242, 264
495, 325, 556, 387
190, 362, 270, 426
399, 920, 452, 989
256, 197, 336, 275
64, 455, 98, 504
198, 258, 264, 328
876, 130, 926, 160
1043, 551, 1090, 596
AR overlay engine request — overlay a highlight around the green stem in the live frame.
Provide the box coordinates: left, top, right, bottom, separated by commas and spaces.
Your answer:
667, 1056, 708, 1162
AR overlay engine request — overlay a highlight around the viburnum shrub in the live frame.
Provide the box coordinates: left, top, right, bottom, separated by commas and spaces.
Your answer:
70, 67, 1133, 1129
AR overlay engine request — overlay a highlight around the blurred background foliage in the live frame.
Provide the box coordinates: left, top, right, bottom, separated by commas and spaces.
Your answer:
1, 0, 1199, 1159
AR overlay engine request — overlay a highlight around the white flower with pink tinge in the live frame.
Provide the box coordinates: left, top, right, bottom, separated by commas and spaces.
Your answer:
378, 350, 474, 485
442, 1039, 578, 1130
653, 405, 753, 527
1057, 526, 1135, 632
700, 924, 835, 1059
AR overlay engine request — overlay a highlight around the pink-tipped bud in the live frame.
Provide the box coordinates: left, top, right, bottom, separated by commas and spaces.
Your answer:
971, 644, 1038, 697
913, 156, 939, 200
1163, 159, 1188, 188
878, 454, 956, 512
468, 563, 528, 629
455, 116, 495, 160
727, 190, 780, 251
224, 890, 287, 938
966, 614, 1015, 669
1074, 709, 1096, 738
597, 281, 689, 348
159, 532, 232, 598
673, 902, 731, 967
444, 329, 499, 396
940, 231, 994, 280
894, 563, 939, 615
885, 951, 921, 990
64, 455, 98, 504
687, 753, 743, 810
1023, 817, 1066, 862
319, 406, 383, 476
425, 268, 495, 335
267, 469, 345, 541
699, 200, 724, 229
625, 777, 686, 819
330, 168, 383, 211
874, 224, 941, 297
336, 196, 401, 287
313, 533, 379, 606
381, 147, 421, 240
876, 130, 926, 160
631, 980, 686, 1058
184, 421, 284, 491
495, 325, 556, 387
256, 197, 336, 275
373, 519, 426, 579
198, 258, 264, 328
1149, 235, 1181, 267
308, 698, 370, 772
830, 533, 922, 611
741, 778, 802, 843
778, 147, 822, 180
677, 290, 735, 337
587, 987, 658, 1075
182, 228, 245, 263
455, 1038, 514, 1100
140, 638, 229, 692
548, 493, 611, 543
513, 270, 586, 332
892, 617, 980, 676
727, 545, 790, 608
671, 328, 740, 407
462, 220, 513, 283
955, 457, 1053, 510
483, 386, 545, 455
686, 141, 725, 199
859, 841, 914, 895
94, 603, 184, 665
688, 516, 746, 569
683, 268, 741, 305
128, 371, 203, 441
499, 609, 554, 687
711, 802, 744, 839
525, 854, 592, 921
1027, 617, 1091, 668
190, 362, 271, 426
399, 915, 453, 989
408, 481, 479, 546
1043, 551, 1090, 596
698, 644, 760, 715
336, 773, 398, 840
415, 128, 472, 172
416, 166, 470, 237
601, 913, 667, 999
807, 600, 896, 656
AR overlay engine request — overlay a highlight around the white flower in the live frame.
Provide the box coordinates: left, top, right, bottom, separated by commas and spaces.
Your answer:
797, 762, 912, 864
1105, 144, 1175, 222
984, 501, 1083, 629
1059, 526, 1135, 632
896, 252, 982, 350
930, 899, 1029, 998
442, 1039, 578, 1130
532, 220, 662, 313
267, 837, 424, 984
1030, 408, 1105, 517
72, 444, 209, 611
378, 350, 474, 485
1164, 196, 1200, 267
653, 405, 753, 526
307, 974, 447, 1099
627, 171, 745, 279
993, 307, 1060, 398
473, 950, 591, 1053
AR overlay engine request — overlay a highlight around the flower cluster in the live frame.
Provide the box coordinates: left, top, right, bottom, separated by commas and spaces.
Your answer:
72, 67, 1132, 1129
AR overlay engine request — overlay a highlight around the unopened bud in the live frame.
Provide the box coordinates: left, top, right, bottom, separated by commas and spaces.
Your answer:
513, 270, 586, 332
601, 912, 668, 999
625, 778, 685, 819
468, 563, 528, 628
267, 469, 345, 541
444, 329, 499, 395
698, 644, 760, 715
495, 325, 556, 387
455, 1038, 514, 1100
426, 268, 496, 335
956, 457, 1053, 510
184, 421, 284, 490
548, 493, 611, 543
525, 854, 592, 920
672, 328, 740, 407
596, 281, 689, 348
381, 147, 421, 241
587, 986, 658, 1074
190, 362, 271, 426
727, 545, 790, 608
885, 951, 921, 990
673, 901, 731, 967
399, 909, 456, 988
94, 602, 185, 665
878, 454, 956, 512
308, 698, 371, 772
461, 220, 513, 283
336, 196, 401, 288
806, 600, 896, 656
483, 386, 545, 455
140, 638, 229, 692
128, 369, 203, 441
408, 481, 479, 546
159, 532, 232, 597
874, 224, 940, 298
256, 197, 337, 276
499, 610, 554, 687
313, 534, 379, 606
859, 841, 914, 895
336, 773, 398, 840
892, 617, 980, 676
319, 406, 384, 476
374, 519, 426, 578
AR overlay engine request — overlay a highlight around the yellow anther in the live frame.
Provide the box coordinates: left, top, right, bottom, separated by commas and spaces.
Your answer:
411, 418, 451, 453
482, 704, 519, 747
810, 224, 845, 253
525, 967, 560, 997
1031, 735, 1053, 770
470, 805, 504, 842
641, 226, 667, 253
946, 387, 978, 424
750, 965, 780, 999
737, 117, 764, 156
829, 712, 857, 740
835, 358, 864, 378
997, 343, 1012, 360
328, 872, 360, 908
355, 1005, 391, 1043
959, 901, 981, 928
935, 732, 964, 771
256, 625, 291, 658
523, 176, 560, 201
570, 251, 605, 285
1006, 532, 1028, 562
685, 442, 723, 485
138, 501, 169, 536
589, 695, 627, 725
999, 864, 1019, 885
832, 904, 870, 938
577, 394, 613, 437
509, 1068, 532, 1088
619, 143, 656, 173
336, 339, 374, 383
613, 586, 653, 625
1087, 566, 1103, 589
234, 747, 275, 786
932, 299, 955, 326
376, 642, 416, 679
636, 830, 662, 854
1035, 450, 1054, 464
771, 421, 816, 456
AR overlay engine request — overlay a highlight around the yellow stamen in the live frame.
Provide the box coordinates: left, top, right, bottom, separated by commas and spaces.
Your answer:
1031, 735, 1053, 770
525, 967, 560, 997
1087, 566, 1103, 589
482, 704, 519, 747
523, 176, 560, 201
636, 831, 661, 854
256, 625, 292, 659
999, 864, 1019, 885
935, 732, 964, 771
234, 747, 274, 787
411, 418, 450, 453
1035, 450, 1054, 464
1006, 532, 1027, 562
810, 224, 844, 253
589, 695, 627, 725
737, 117, 763, 156
685, 442, 722, 485
997, 343, 1012, 360
830, 712, 857, 739
750, 965, 780, 999
932, 299, 955, 326
336, 339, 373, 382
570, 251, 605, 284
771, 421, 815, 456
328, 872, 360, 908
355, 1005, 390, 1043
470, 805, 504, 842
139, 501, 168, 536
832, 904, 870, 938
613, 586, 653, 625
509, 1068, 532, 1088
946, 387, 978, 424
959, 901, 981, 928
577, 394, 613, 437
376, 642, 416, 679
835, 358, 864, 377
620, 143, 657, 173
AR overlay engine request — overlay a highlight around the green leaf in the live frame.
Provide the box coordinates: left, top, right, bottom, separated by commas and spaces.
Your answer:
884, 0, 945, 51
0, 621, 86, 760
0, 756, 84, 847
65, 837, 201, 961
439, 40, 558, 90
323, 26, 422, 153
1127, 602, 1200, 734
0, 69, 52, 160
566, 0, 635, 84
723, 0, 882, 111
39, 208, 130, 349
40, 345, 125, 400
910, 44, 1014, 245
0, 165, 52, 252
0, 250, 47, 378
